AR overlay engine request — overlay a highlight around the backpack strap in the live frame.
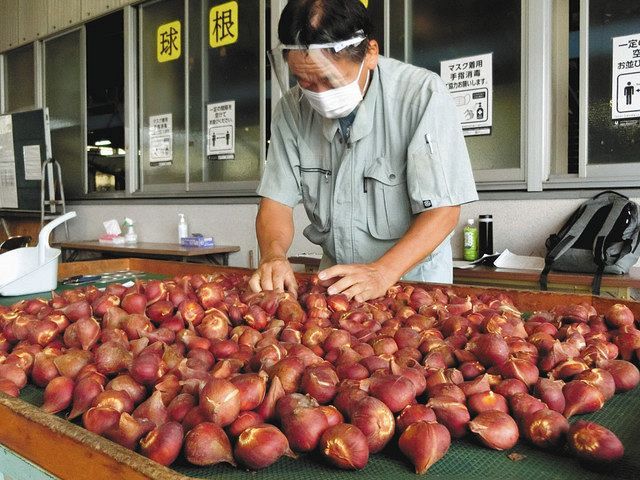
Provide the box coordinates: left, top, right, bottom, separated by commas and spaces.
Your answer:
591, 264, 605, 296
592, 198, 634, 265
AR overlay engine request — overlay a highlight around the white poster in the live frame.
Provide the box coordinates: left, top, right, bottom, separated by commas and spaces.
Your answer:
23, 145, 42, 180
149, 113, 173, 165
612, 33, 640, 120
0, 115, 18, 208
440, 53, 493, 136
206, 101, 235, 160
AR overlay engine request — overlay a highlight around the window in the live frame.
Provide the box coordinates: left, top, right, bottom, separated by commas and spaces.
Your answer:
188, 0, 262, 187
551, 0, 640, 186
44, 30, 84, 198
86, 11, 125, 193
587, 1, 640, 172
139, 0, 186, 190
401, 0, 523, 182
138, 0, 266, 194
3, 44, 35, 113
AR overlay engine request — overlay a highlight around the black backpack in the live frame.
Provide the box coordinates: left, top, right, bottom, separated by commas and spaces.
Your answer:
540, 191, 640, 295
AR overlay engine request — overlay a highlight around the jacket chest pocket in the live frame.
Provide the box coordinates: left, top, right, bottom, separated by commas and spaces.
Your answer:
299, 162, 332, 232
364, 157, 412, 239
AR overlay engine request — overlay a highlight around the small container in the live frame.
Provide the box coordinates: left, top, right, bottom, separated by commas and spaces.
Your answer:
178, 214, 188, 243
479, 214, 493, 257
463, 218, 479, 261
124, 218, 137, 244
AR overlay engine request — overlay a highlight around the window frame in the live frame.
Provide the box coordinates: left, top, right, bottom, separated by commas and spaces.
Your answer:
1, 42, 39, 114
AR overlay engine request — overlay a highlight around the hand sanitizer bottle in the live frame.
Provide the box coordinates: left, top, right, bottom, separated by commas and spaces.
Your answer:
124, 218, 138, 244
178, 214, 188, 243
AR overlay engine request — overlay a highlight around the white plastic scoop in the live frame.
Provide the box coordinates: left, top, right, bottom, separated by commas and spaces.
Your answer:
0, 211, 77, 296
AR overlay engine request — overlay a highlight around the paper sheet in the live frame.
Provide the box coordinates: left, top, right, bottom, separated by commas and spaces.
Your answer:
493, 249, 545, 271
23, 145, 42, 180
453, 253, 499, 269
0, 115, 18, 208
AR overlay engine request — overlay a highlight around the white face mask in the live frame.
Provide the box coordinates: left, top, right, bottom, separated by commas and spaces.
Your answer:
300, 59, 368, 119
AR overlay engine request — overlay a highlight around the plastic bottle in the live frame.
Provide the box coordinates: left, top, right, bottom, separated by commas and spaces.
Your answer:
178, 214, 188, 243
479, 214, 494, 257
124, 218, 138, 244
463, 218, 479, 261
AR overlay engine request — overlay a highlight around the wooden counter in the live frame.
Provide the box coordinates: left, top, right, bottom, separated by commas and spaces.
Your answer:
453, 265, 640, 300
288, 256, 640, 300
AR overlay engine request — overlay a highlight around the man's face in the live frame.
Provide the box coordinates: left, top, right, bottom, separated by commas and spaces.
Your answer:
286, 41, 378, 93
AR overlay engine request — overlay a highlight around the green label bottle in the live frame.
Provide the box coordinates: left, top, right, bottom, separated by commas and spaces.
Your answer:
463, 218, 479, 261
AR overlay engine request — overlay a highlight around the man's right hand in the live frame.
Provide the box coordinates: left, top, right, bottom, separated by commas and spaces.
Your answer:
249, 254, 298, 297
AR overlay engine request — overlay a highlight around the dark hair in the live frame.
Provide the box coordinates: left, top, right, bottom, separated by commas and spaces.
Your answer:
278, 0, 374, 61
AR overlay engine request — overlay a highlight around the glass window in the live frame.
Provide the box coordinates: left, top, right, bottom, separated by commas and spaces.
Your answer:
45, 30, 84, 198
188, 0, 261, 185
4, 44, 35, 113
86, 11, 125, 193
139, 0, 186, 189
405, 0, 522, 172
588, 1, 640, 166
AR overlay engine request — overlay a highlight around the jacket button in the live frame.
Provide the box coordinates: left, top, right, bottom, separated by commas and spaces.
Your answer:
389, 173, 396, 180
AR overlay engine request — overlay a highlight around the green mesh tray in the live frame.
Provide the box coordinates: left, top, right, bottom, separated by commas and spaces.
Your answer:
18, 371, 640, 479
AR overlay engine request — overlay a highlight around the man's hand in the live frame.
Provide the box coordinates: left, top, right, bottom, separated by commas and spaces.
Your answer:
249, 255, 298, 297
252, 198, 297, 296
318, 262, 398, 303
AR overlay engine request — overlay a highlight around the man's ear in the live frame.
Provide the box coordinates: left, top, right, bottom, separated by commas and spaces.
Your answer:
365, 39, 379, 70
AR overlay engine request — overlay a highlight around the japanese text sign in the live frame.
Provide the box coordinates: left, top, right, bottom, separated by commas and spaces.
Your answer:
207, 101, 235, 160
210, 1, 238, 48
612, 33, 640, 120
157, 20, 181, 63
440, 53, 493, 136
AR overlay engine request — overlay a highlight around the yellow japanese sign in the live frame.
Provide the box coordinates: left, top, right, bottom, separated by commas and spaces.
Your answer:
210, 1, 238, 48
361, 0, 368, 7
157, 20, 181, 63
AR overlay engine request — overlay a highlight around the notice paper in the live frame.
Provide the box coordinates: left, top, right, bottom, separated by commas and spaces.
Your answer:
23, 144, 42, 180
0, 114, 18, 208
493, 249, 545, 271
149, 113, 173, 166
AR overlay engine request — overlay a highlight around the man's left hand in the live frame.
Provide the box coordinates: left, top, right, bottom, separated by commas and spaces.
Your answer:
317, 262, 398, 303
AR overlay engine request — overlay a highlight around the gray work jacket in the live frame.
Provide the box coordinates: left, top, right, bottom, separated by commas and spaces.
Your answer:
257, 56, 478, 283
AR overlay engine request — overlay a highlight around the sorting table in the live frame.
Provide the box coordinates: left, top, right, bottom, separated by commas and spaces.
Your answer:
55, 241, 240, 265
1, 258, 639, 480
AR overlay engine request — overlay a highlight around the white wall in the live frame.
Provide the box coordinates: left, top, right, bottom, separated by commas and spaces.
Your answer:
58, 196, 640, 269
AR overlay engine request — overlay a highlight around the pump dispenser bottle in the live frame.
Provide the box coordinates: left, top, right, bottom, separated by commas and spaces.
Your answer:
178, 214, 188, 243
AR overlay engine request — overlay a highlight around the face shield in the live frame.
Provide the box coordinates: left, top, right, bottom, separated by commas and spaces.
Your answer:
268, 34, 368, 122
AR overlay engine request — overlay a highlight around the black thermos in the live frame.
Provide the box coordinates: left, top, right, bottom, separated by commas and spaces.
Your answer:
479, 214, 493, 257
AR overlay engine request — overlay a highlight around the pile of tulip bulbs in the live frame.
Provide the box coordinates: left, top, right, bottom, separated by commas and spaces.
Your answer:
0, 272, 638, 473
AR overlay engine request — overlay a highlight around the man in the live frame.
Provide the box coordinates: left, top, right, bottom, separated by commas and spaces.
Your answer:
250, 0, 477, 302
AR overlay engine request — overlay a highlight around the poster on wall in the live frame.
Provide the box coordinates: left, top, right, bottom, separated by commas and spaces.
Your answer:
206, 101, 235, 161
23, 145, 42, 181
149, 113, 173, 166
612, 33, 640, 121
440, 53, 493, 136
0, 115, 18, 208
